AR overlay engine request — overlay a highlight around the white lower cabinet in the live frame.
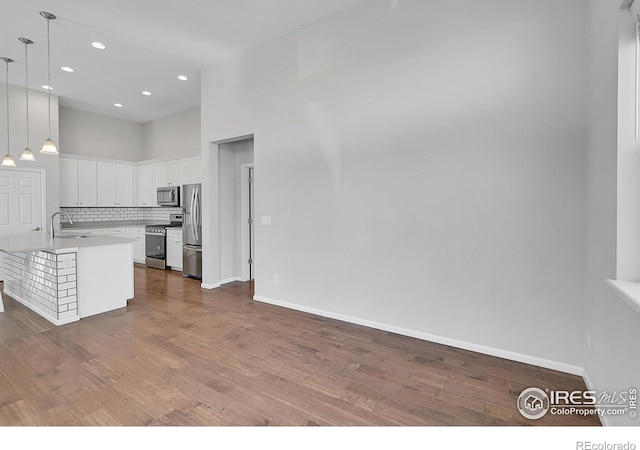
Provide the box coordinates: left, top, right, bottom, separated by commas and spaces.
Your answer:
127, 226, 146, 263
107, 228, 127, 236
79, 228, 108, 236
166, 228, 182, 270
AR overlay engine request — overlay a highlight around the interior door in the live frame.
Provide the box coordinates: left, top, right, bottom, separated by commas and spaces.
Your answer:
0, 169, 45, 281
0, 169, 44, 234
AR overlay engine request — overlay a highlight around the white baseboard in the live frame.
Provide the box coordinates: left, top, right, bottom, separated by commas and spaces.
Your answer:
4, 288, 79, 326
582, 370, 609, 427
202, 277, 244, 289
219, 276, 241, 285
253, 295, 584, 376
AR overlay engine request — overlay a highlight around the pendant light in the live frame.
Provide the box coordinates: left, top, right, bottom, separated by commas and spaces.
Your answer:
1, 57, 16, 168
40, 11, 58, 155
19, 38, 35, 162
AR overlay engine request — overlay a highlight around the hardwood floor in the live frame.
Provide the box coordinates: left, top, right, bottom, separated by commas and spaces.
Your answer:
0, 265, 600, 426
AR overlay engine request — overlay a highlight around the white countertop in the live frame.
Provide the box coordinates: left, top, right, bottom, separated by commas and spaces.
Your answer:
0, 232, 135, 254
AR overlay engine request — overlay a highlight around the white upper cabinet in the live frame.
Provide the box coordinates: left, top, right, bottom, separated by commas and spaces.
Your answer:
152, 162, 167, 189
166, 160, 181, 186
97, 162, 135, 206
60, 159, 78, 207
180, 156, 202, 186
116, 165, 135, 206
136, 164, 155, 207
61, 154, 198, 209
153, 160, 181, 189
60, 158, 97, 207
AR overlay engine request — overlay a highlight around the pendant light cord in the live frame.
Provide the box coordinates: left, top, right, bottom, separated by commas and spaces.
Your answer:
46, 17, 51, 139
5, 61, 9, 153
24, 42, 29, 149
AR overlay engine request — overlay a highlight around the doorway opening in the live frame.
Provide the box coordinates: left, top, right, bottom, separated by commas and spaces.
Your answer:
218, 138, 254, 285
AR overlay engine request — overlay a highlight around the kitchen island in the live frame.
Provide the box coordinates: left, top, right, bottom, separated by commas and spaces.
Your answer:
0, 232, 134, 326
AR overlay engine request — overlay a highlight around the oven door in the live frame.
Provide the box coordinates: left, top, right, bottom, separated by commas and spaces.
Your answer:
145, 232, 166, 269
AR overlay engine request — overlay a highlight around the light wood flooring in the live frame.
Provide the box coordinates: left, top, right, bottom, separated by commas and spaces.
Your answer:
0, 265, 600, 426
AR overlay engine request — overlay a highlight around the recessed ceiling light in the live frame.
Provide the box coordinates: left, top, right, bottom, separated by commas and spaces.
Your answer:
114, 103, 123, 108
60, 66, 74, 72
142, 91, 151, 96
42, 85, 53, 90
91, 42, 106, 50
177, 74, 188, 81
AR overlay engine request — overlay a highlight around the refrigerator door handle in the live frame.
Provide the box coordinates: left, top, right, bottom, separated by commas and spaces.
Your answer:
190, 186, 197, 242
194, 187, 200, 242
183, 244, 202, 252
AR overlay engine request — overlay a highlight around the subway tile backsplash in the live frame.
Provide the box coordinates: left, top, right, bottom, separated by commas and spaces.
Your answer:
60, 207, 183, 224
3, 250, 78, 323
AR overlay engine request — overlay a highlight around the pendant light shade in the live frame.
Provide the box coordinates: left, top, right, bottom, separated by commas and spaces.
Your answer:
40, 139, 57, 154
1, 155, 16, 167
1, 57, 15, 168
19, 37, 35, 162
20, 148, 36, 161
40, 11, 58, 155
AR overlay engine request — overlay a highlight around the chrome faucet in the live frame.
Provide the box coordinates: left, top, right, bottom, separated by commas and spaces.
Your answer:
50, 211, 73, 238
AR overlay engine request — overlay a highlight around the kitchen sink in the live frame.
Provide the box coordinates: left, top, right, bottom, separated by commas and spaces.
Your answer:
57, 234, 92, 239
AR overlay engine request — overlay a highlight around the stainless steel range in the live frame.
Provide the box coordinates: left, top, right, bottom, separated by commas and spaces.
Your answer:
145, 214, 182, 270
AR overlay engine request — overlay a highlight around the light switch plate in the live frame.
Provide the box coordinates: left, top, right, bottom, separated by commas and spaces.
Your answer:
261, 216, 272, 226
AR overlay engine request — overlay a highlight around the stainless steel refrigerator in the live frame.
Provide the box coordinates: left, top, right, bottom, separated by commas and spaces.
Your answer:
182, 183, 202, 279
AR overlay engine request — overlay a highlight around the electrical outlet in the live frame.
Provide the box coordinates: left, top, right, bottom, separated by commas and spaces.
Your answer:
586, 330, 591, 351
273, 274, 279, 285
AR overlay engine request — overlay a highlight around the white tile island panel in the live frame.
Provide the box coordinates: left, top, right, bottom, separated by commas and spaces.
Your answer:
0, 232, 134, 326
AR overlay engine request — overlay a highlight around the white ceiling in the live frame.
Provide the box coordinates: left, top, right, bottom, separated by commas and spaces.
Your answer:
0, 0, 365, 123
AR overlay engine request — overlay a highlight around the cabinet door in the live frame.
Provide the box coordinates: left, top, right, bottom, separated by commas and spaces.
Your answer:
116, 165, 135, 206
136, 164, 154, 207
152, 163, 167, 189
180, 157, 202, 186
81, 228, 108, 236
166, 235, 183, 270
180, 158, 192, 186
127, 227, 146, 263
191, 157, 202, 183
97, 163, 117, 206
166, 160, 181, 186
78, 160, 98, 206
60, 159, 79, 206
107, 227, 127, 236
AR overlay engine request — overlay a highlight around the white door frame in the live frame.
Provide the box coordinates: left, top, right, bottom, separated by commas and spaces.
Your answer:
240, 163, 254, 282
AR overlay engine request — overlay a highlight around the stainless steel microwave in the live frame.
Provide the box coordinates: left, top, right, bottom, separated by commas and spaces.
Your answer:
157, 186, 180, 206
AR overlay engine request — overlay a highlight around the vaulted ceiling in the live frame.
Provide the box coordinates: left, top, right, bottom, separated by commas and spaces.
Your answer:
0, 0, 365, 122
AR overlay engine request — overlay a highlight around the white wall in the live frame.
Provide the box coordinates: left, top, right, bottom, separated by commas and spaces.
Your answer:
144, 107, 200, 160
219, 139, 254, 282
202, 0, 590, 371
59, 106, 145, 162
582, 0, 640, 426
60, 105, 201, 162
0, 85, 60, 225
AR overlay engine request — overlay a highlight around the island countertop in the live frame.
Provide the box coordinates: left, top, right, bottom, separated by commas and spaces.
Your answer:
0, 232, 135, 254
